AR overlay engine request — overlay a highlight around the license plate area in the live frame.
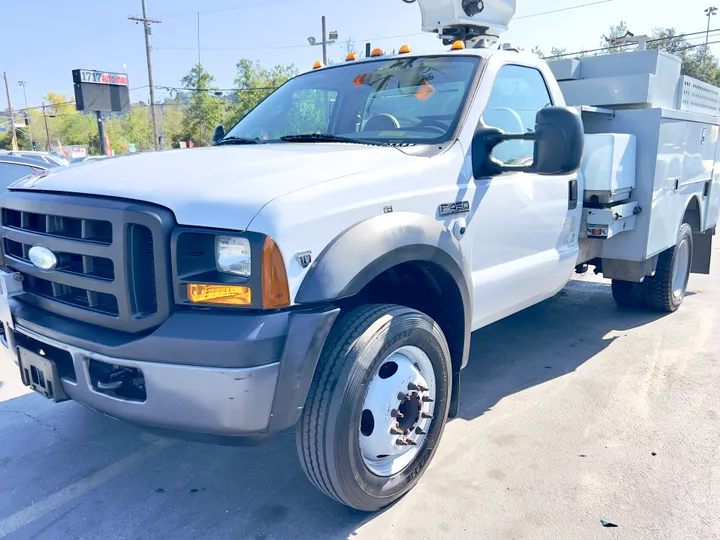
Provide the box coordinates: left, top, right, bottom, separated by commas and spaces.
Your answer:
18, 348, 70, 402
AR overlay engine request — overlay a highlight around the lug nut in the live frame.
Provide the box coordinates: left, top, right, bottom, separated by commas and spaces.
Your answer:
415, 427, 428, 435
397, 392, 408, 401
422, 396, 434, 403
390, 427, 404, 435
406, 438, 418, 446
416, 384, 429, 392
407, 382, 418, 391
391, 409, 404, 419
421, 412, 434, 419
395, 439, 408, 446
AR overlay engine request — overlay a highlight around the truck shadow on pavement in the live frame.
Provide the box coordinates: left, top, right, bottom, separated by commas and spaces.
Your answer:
457, 278, 665, 421
0, 279, 669, 540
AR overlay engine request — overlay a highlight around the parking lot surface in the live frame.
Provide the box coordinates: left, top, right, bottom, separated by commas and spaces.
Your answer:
2, 251, 720, 540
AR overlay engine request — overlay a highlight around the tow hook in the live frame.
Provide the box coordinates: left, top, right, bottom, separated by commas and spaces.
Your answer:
96, 366, 132, 391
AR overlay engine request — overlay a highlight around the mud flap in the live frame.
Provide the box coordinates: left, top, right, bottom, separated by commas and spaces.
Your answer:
691, 229, 713, 275
448, 372, 460, 418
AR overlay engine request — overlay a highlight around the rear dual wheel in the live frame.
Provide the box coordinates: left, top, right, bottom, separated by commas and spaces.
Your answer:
611, 223, 693, 313
297, 304, 452, 511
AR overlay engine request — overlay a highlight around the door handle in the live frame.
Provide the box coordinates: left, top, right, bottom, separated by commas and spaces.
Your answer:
568, 179, 579, 210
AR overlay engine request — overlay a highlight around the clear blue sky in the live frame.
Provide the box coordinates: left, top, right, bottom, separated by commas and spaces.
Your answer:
3, 0, 719, 109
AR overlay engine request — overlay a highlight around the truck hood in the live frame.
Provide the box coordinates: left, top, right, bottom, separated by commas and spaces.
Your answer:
10, 144, 412, 230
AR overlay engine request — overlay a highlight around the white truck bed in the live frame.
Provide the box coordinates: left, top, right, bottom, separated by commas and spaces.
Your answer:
549, 50, 720, 277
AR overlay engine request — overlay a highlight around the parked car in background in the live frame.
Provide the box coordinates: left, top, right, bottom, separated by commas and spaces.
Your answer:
0, 155, 51, 190
0, 151, 69, 168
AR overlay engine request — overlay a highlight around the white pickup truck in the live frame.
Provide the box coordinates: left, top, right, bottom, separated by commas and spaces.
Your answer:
1, 0, 718, 512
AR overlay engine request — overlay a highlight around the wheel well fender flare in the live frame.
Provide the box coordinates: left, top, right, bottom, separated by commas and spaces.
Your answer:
681, 194, 703, 233
295, 212, 474, 369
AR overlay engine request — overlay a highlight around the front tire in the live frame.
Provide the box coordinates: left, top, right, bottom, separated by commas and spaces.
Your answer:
645, 223, 693, 313
297, 304, 452, 511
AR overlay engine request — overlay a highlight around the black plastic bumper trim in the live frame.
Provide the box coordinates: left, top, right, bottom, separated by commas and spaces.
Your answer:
266, 306, 340, 433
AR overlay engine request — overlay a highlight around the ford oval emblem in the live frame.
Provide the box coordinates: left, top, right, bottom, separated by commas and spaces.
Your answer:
28, 246, 58, 271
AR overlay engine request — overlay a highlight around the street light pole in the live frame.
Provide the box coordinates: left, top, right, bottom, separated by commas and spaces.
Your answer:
322, 16, 328, 65
17, 81, 33, 150
706, 6, 718, 44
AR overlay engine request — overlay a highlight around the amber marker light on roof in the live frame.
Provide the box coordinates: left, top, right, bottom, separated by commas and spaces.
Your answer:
370, 48, 384, 57
312, 61, 325, 69
451, 40, 466, 50
346, 52, 359, 61
398, 44, 412, 54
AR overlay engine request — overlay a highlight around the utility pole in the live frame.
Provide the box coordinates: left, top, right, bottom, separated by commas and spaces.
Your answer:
321, 16, 328, 65
17, 81, 33, 150
3, 72, 18, 151
197, 12, 201, 65
129, 0, 161, 151
42, 102, 51, 152
706, 7, 718, 44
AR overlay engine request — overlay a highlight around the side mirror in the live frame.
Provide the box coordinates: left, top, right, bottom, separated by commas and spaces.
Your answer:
472, 106, 584, 178
211, 125, 225, 146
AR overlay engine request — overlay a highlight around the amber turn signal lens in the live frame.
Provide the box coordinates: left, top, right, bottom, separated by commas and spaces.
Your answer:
354, 74, 366, 86
261, 237, 290, 309
187, 284, 252, 306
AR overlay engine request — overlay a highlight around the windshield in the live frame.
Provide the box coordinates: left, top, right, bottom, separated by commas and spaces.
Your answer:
224, 55, 481, 145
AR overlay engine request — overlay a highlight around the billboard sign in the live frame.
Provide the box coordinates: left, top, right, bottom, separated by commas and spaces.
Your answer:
76, 70, 129, 86
72, 69, 131, 113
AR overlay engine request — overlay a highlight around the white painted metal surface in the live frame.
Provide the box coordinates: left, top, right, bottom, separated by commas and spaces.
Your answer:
677, 76, 720, 116
417, 0, 516, 37
581, 134, 636, 204
360, 345, 436, 477
552, 50, 682, 109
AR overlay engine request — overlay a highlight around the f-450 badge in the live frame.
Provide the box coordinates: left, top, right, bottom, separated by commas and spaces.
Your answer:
439, 201, 470, 217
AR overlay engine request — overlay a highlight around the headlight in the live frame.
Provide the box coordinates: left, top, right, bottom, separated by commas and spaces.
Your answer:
216, 236, 251, 276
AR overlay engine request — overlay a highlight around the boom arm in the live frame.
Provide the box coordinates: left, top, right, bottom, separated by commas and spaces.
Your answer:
402, 0, 516, 45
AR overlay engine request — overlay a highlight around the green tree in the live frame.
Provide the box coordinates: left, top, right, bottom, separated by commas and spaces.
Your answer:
158, 99, 186, 148
227, 59, 298, 127
123, 106, 154, 151
681, 45, 720, 85
180, 64, 225, 146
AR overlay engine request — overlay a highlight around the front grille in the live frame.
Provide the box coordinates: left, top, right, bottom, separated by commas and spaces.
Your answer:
3, 209, 113, 244
0, 192, 175, 333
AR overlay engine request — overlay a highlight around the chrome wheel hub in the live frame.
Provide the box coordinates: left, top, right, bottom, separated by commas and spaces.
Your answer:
359, 345, 436, 477
672, 239, 691, 299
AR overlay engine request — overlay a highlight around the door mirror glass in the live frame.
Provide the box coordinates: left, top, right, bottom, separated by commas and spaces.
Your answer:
211, 125, 225, 146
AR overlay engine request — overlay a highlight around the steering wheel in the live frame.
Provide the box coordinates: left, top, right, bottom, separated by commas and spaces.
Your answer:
362, 113, 401, 132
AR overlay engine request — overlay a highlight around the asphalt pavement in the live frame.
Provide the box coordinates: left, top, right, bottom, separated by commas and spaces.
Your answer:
2, 250, 720, 540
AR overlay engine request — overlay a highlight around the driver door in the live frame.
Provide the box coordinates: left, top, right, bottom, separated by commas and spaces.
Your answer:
468, 64, 581, 328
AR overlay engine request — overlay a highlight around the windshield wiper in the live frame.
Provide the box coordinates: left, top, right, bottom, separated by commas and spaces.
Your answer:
216, 136, 264, 145
280, 133, 390, 147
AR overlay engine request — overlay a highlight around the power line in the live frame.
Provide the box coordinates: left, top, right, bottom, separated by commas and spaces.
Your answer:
516, 0, 614, 20
157, 0, 305, 18
154, 1, 619, 55
546, 27, 720, 58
